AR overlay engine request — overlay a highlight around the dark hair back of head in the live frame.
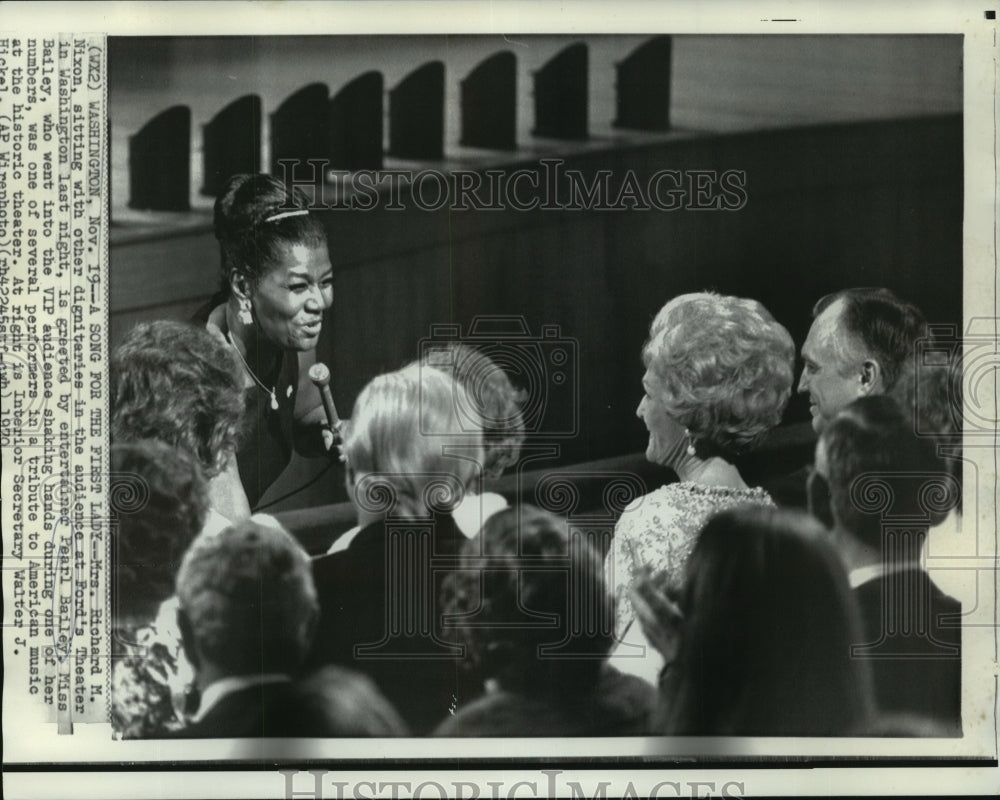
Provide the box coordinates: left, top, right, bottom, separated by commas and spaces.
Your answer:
821, 395, 954, 548
444, 505, 613, 700
214, 172, 328, 293
813, 288, 928, 392
661, 506, 872, 736
177, 518, 318, 676
111, 440, 208, 626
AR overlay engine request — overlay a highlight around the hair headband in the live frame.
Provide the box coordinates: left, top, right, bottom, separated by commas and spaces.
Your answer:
264, 209, 310, 224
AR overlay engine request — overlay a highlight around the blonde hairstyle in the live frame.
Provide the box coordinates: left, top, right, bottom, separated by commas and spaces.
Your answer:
344, 363, 484, 516
644, 292, 795, 455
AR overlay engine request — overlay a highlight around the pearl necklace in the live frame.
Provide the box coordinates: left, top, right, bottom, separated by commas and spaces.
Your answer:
226, 331, 279, 411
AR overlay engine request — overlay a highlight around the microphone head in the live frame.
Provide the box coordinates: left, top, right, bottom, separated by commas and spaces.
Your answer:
308, 362, 331, 386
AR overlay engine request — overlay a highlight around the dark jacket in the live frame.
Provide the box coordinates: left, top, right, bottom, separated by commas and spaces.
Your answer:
308, 513, 475, 734
852, 567, 962, 736
174, 680, 336, 738
433, 667, 655, 737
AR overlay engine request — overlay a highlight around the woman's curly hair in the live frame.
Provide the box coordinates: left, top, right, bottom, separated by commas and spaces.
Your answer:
111, 440, 208, 626
644, 292, 795, 456
111, 320, 245, 477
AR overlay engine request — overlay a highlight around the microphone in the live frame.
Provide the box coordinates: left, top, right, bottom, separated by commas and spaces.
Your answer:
308, 362, 341, 430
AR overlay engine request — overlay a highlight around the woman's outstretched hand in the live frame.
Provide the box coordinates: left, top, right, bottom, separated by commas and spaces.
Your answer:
630, 566, 684, 665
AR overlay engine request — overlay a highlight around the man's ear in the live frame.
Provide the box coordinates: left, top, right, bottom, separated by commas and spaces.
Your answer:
177, 607, 200, 671
807, 470, 836, 531
859, 358, 883, 396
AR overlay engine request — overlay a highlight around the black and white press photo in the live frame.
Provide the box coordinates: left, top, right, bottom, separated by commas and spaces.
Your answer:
2, 3, 998, 798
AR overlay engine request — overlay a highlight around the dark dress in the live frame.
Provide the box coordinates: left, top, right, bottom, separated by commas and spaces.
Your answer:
233, 346, 299, 509
192, 301, 300, 509
308, 513, 475, 734
433, 667, 655, 737
853, 568, 962, 736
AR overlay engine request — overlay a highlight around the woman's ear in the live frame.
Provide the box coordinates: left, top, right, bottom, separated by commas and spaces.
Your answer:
229, 269, 251, 303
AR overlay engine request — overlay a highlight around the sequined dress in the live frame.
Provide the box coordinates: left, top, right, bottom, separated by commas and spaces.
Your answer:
607, 482, 774, 637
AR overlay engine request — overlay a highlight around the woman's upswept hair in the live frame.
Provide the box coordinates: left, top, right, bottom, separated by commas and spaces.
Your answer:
660, 506, 873, 736
442, 505, 614, 701
644, 292, 795, 456
111, 440, 208, 626
111, 320, 245, 477
421, 341, 526, 478
214, 172, 328, 293
343, 363, 484, 517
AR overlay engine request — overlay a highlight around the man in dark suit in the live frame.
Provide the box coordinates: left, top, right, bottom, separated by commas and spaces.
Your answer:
175, 519, 333, 738
309, 511, 471, 735
767, 287, 928, 508
305, 363, 490, 734
808, 395, 961, 735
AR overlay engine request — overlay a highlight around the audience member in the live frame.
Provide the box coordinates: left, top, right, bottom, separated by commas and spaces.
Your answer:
297, 666, 410, 737
808, 395, 962, 735
308, 363, 484, 733
769, 288, 928, 507
435, 505, 655, 737
607, 292, 795, 637
111, 319, 249, 528
110, 441, 208, 739
174, 519, 337, 737
327, 344, 527, 555
799, 289, 928, 433
641, 506, 875, 736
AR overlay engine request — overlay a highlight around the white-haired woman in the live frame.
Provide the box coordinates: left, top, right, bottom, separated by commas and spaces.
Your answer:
608, 292, 795, 639
308, 363, 484, 733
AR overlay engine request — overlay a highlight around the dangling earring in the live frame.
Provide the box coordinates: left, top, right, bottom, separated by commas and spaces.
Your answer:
684, 428, 696, 457
238, 297, 253, 326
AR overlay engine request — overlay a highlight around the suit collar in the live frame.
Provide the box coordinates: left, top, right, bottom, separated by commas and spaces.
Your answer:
192, 673, 290, 723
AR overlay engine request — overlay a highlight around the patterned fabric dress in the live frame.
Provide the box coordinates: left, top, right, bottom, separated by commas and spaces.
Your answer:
607, 482, 774, 637
111, 609, 189, 739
